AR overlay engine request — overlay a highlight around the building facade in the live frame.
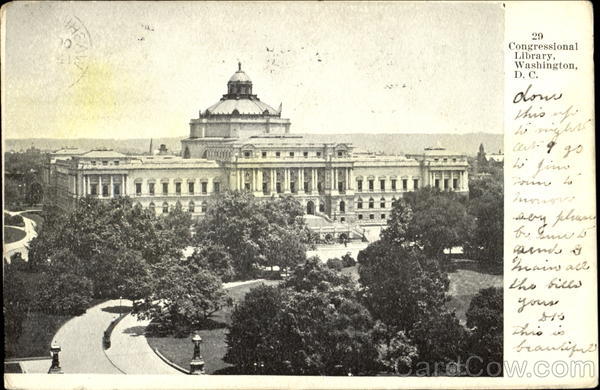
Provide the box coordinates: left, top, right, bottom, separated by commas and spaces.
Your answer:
44, 64, 469, 227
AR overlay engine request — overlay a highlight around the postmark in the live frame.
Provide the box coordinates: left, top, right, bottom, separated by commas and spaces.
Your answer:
56, 15, 92, 88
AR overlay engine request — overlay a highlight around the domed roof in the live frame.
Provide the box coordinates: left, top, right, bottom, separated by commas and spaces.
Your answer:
229, 70, 251, 83
228, 62, 252, 83
205, 98, 279, 116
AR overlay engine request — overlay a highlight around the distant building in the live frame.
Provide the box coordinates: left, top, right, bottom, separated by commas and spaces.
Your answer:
44, 64, 469, 227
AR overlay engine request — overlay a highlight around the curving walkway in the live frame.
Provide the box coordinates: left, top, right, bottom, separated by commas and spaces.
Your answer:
3, 210, 39, 262
105, 302, 182, 375
50, 299, 124, 374
106, 279, 266, 374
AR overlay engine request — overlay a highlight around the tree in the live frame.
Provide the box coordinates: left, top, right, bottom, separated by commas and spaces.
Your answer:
185, 242, 235, 282
133, 261, 229, 335
326, 257, 343, 271
3, 265, 31, 356
195, 192, 306, 279
403, 188, 469, 257
225, 286, 379, 375
464, 287, 503, 376
409, 311, 468, 371
284, 256, 355, 296
36, 269, 94, 315
357, 240, 450, 333
465, 176, 503, 266
28, 196, 193, 298
374, 324, 418, 375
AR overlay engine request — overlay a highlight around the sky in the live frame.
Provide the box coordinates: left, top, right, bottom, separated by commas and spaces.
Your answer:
2, 1, 504, 139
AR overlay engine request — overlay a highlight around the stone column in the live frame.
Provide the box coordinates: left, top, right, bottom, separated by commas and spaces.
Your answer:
284, 169, 291, 193
344, 168, 349, 191
123, 174, 126, 195
312, 168, 317, 193
298, 168, 305, 194
85, 175, 90, 195
108, 175, 113, 197
270, 168, 276, 194
349, 168, 354, 191
463, 170, 468, 191
240, 169, 245, 191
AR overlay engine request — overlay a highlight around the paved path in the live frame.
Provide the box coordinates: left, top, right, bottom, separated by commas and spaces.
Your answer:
106, 279, 266, 374
105, 302, 182, 375
3, 210, 38, 262
51, 299, 124, 374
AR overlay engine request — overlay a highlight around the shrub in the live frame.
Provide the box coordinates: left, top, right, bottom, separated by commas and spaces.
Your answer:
4, 213, 25, 227
341, 253, 356, 268
326, 258, 343, 272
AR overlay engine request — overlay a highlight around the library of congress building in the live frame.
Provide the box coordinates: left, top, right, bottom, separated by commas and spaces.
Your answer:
45, 64, 469, 228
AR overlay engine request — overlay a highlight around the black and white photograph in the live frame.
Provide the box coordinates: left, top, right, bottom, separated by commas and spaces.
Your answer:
3, 1, 593, 388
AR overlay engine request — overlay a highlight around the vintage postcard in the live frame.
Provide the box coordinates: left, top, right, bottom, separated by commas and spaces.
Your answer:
2, 1, 596, 389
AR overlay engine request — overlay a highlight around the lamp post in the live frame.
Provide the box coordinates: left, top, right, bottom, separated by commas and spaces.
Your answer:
48, 342, 63, 374
189, 333, 205, 375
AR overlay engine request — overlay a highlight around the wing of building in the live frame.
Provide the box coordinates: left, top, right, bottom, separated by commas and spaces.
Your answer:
43, 63, 469, 228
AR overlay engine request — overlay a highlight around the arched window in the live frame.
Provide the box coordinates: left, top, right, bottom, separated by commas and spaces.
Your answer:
380, 197, 386, 208
357, 198, 363, 209
162, 202, 169, 214
189, 201, 195, 213
368, 198, 374, 209
201, 201, 207, 213
149, 202, 155, 214
339, 200, 345, 213
391, 197, 397, 207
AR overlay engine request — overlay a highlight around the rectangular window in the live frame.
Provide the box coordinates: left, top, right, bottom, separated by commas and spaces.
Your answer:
114, 161, 120, 166
245, 182, 251, 191
275, 152, 281, 157
337, 151, 343, 157
276, 182, 282, 193
175, 182, 181, 195
304, 182, 309, 193
381, 214, 386, 219
453, 178, 459, 189
443, 179, 449, 190
201, 182, 207, 194
262, 151, 267, 158
413, 179, 419, 189
136, 183, 142, 195
368, 180, 374, 191
149, 183, 155, 195
290, 182, 296, 193
244, 151, 251, 157
358, 214, 363, 220
303, 151, 308, 158
162, 182, 168, 195
189, 182, 194, 194
91, 161, 96, 166
263, 182, 268, 194
338, 182, 343, 192
434, 179, 440, 189
402, 179, 408, 191
91, 184, 98, 195
380, 180, 385, 191
102, 185, 109, 197
316, 151, 322, 157
102, 161, 108, 166
357, 180, 363, 191
369, 214, 375, 220
213, 182, 220, 193
289, 152, 294, 157
391, 179, 397, 191
114, 184, 120, 196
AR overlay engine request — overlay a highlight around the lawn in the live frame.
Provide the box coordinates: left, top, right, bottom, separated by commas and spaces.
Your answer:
21, 211, 44, 230
4, 226, 26, 243
147, 280, 280, 374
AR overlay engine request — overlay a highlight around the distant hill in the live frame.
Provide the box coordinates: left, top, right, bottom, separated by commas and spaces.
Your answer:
5, 133, 503, 156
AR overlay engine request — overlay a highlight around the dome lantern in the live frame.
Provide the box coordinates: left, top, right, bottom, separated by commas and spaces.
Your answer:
227, 62, 253, 97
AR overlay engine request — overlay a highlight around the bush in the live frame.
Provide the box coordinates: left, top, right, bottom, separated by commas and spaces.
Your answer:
341, 253, 356, 268
326, 258, 343, 272
4, 213, 25, 227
